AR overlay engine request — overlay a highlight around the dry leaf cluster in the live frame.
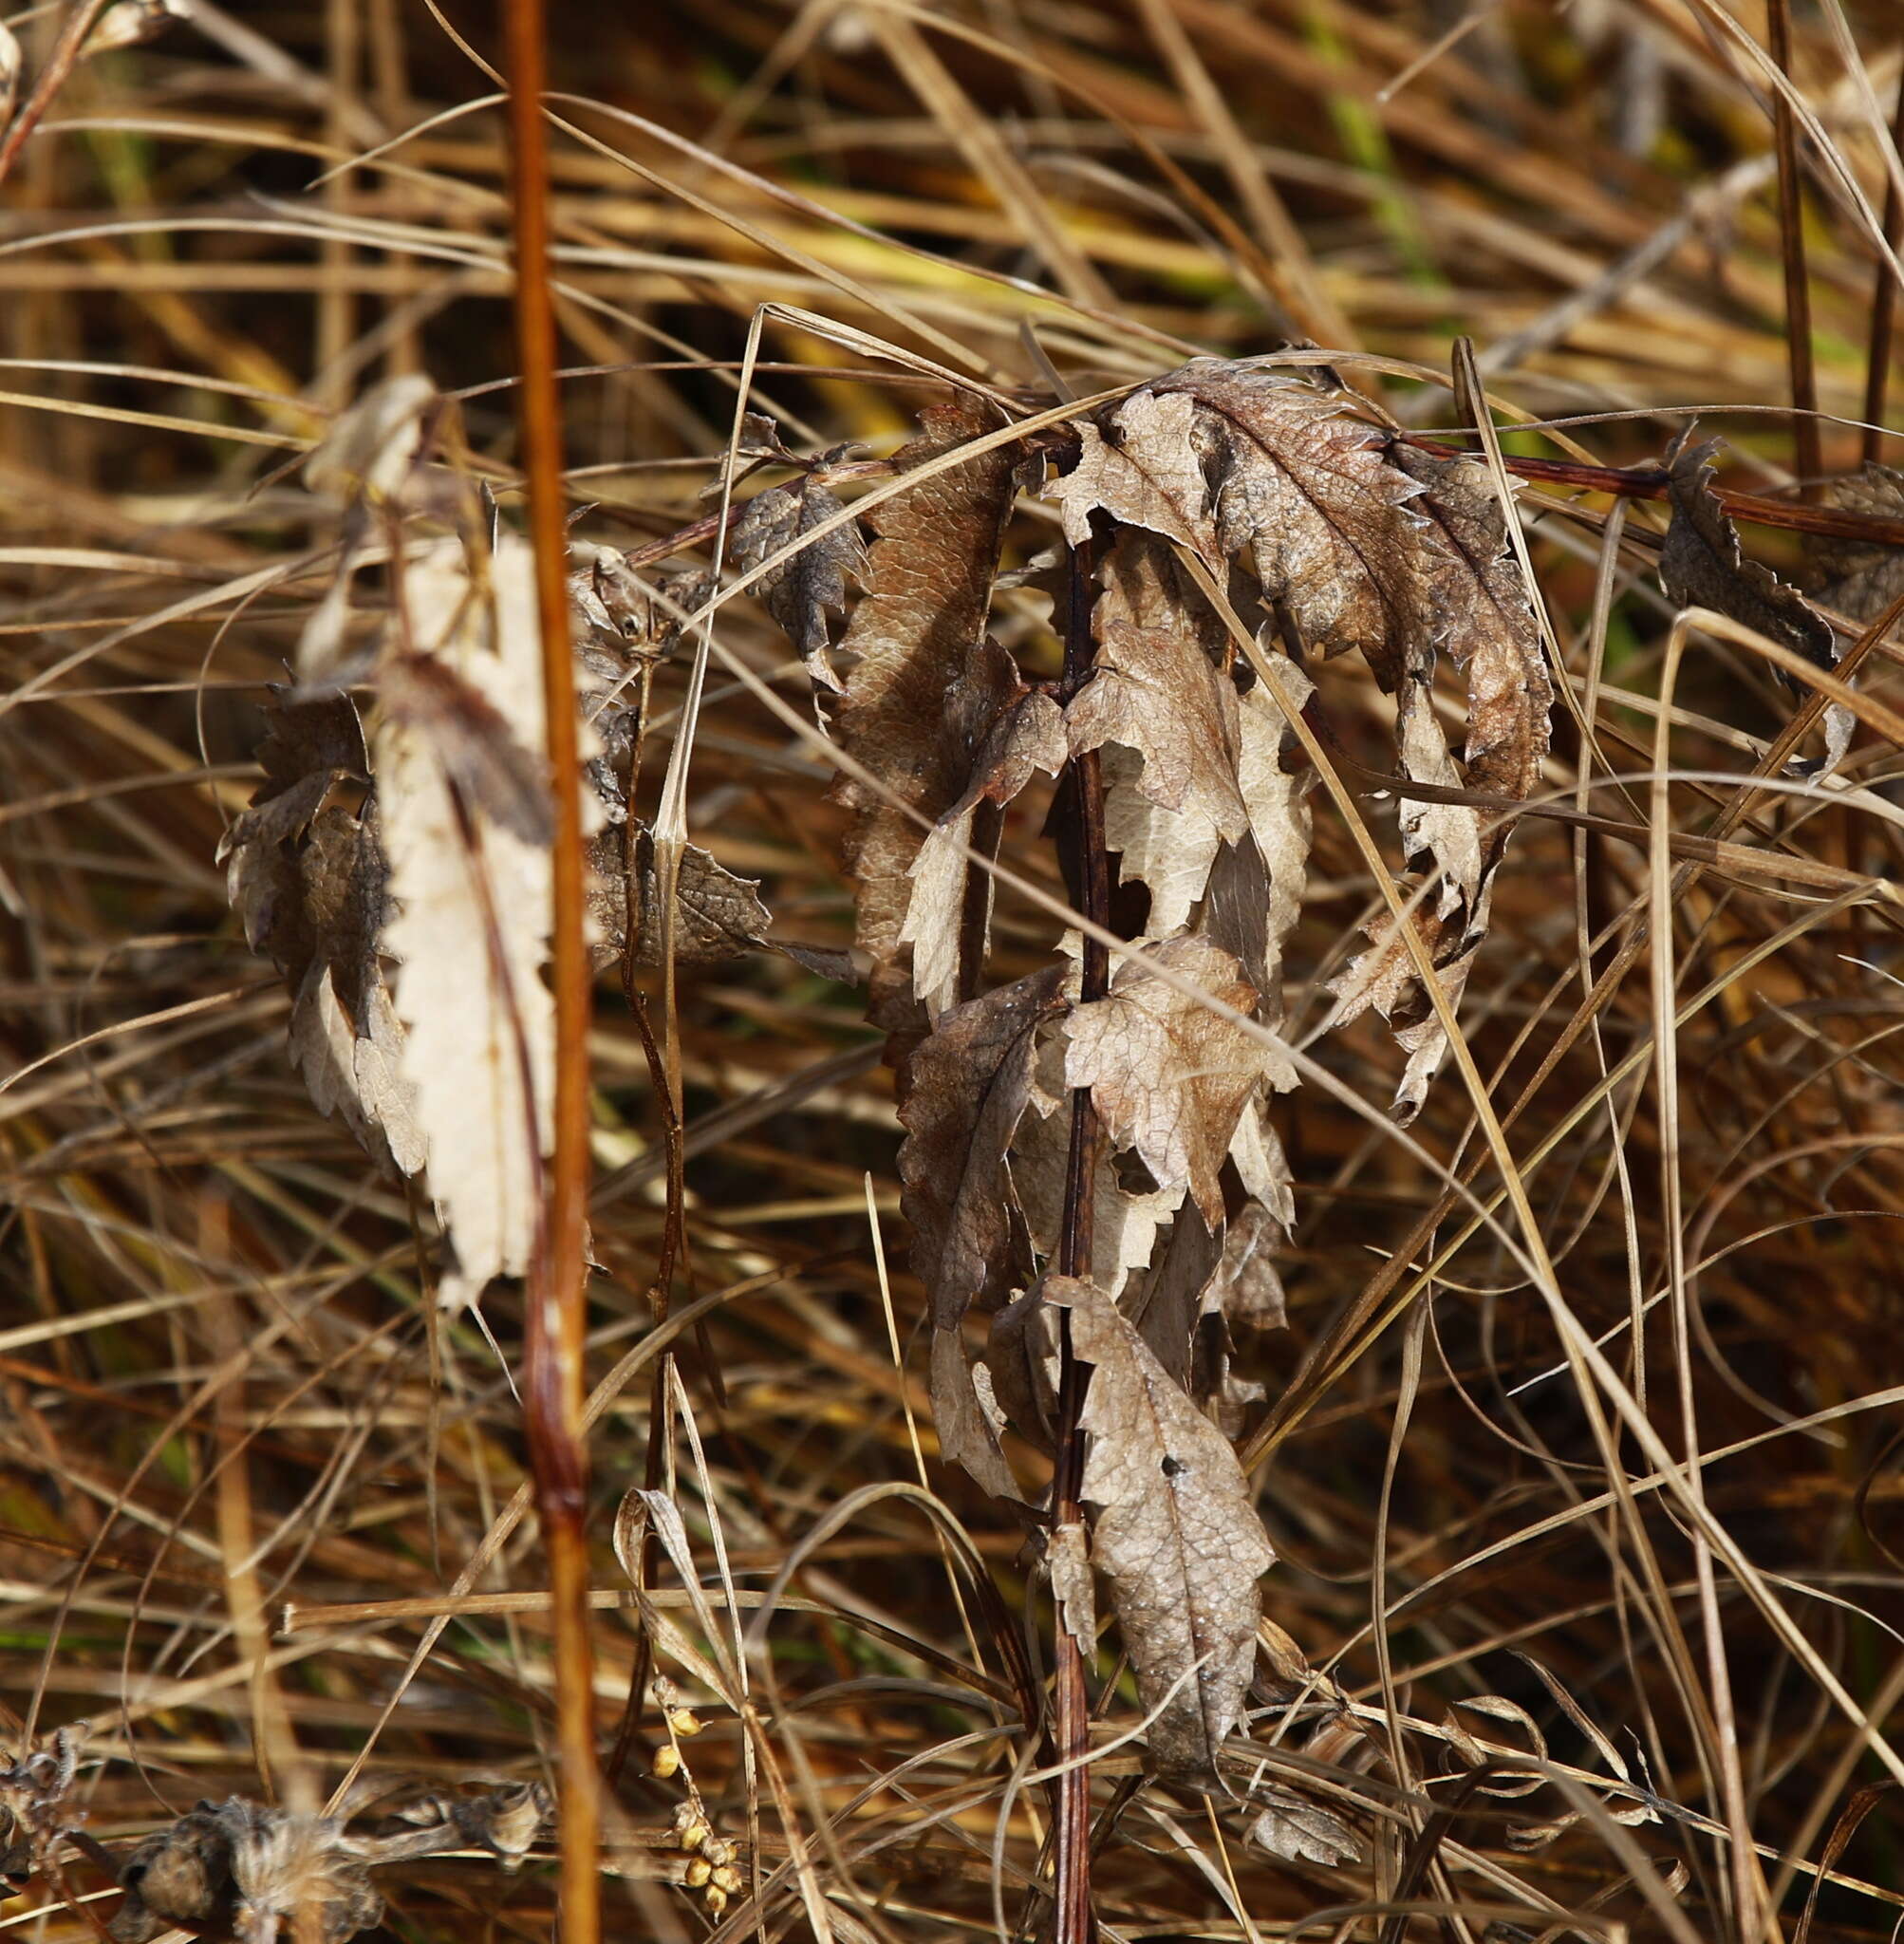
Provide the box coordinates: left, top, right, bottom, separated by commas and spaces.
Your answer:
9, 3, 1904, 1943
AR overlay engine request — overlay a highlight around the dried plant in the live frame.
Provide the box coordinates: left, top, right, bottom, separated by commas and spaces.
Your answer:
9, 4, 1904, 1944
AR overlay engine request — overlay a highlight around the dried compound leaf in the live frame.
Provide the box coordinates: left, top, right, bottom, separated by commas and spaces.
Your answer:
1053, 1277, 1276, 1783
1660, 431, 1835, 669
1049, 361, 1542, 1116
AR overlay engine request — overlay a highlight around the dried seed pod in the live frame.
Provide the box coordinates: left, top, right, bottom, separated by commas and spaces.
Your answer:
683, 1859, 711, 1889
710, 1865, 742, 1895
650, 1746, 681, 1782
703, 1886, 729, 1919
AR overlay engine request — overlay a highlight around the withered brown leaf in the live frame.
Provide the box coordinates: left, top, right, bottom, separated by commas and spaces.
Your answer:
1063, 936, 1280, 1229
1245, 1787, 1364, 1868
218, 691, 424, 1176
900, 684, 1066, 1019
1052, 1276, 1277, 1784
1660, 430, 1835, 668
1810, 462, 1904, 624
587, 821, 774, 968
830, 402, 1026, 1038
730, 470, 867, 690
899, 965, 1069, 1332
1049, 361, 1544, 1115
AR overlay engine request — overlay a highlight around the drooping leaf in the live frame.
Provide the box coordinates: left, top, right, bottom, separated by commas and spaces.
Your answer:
899, 964, 1070, 1332
1809, 462, 1904, 624
1064, 935, 1282, 1229
1201, 659, 1314, 1013
218, 691, 424, 1175
586, 820, 775, 969
1052, 1276, 1277, 1784
830, 402, 1026, 1038
1067, 592, 1248, 835
730, 469, 867, 690
1660, 430, 1835, 669
1245, 1786, 1364, 1868
899, 684, 1066, 1019
898, 967, 1068, 1492
375, 533, 585, 1309
1010, 1084, 1187, 1303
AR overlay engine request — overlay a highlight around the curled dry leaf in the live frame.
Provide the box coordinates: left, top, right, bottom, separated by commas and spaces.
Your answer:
587, 820, 774, 969
900, 684, 1066, 1019
1333, 445, 1546, 1117
1660, 430, 1835, 670
84, 0, 192, 59
829, 401, 1026, 1037
298, 377, 439, 685
218, 691, 425, 1176
1245, 1786, 1365, 1868
1809, 463, 1904, 624
730, 467, 867, 690
1663, 429, 1857, 778
1052, 1277, 1277, 1784
1063, 934, 1283, 1229
898, 966, 1068, 1495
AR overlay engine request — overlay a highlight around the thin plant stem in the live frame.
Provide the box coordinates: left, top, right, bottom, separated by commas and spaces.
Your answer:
501, 3, 600, 1940
1862, 66, 1904, 466
1766, 0, 1823, 495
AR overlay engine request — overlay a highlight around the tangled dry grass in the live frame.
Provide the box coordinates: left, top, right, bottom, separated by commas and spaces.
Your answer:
4, 1, 1904, 1940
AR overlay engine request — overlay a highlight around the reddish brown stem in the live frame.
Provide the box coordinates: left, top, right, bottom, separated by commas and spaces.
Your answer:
502, 4, 600, 1941
1862, 68, 1904, 466
0, 1, 112, 193
1395, 435, 1904, 546
1765, 0, 1823, 495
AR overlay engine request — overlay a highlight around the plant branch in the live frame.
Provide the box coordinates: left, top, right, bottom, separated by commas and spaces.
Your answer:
502, 5, 600, 1942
